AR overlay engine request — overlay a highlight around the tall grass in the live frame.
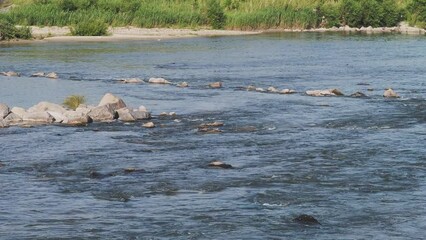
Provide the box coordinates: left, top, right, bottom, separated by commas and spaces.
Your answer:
0, 0, 423, 36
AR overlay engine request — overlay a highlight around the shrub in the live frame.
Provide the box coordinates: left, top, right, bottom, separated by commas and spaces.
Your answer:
381, 0, 403, 27
0, 19, 32, 40
70, 19, 108, 36
206, 0, 226, 29
63, 95, 86, 110
407, 0, 426, 28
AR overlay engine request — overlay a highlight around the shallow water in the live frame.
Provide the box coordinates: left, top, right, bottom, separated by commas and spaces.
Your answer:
1, 33, 426, 239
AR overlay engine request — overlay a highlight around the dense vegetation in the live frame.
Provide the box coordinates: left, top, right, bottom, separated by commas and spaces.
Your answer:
0, 0, 425, 38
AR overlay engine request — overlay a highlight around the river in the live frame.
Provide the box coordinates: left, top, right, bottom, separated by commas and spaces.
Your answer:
1, 33, 425, 239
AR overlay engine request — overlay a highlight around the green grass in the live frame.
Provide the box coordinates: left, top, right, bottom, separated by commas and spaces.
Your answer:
0, 0, 424, 39
63, 95, 86, 110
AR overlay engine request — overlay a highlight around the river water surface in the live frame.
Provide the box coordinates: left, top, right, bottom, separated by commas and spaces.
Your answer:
0, 33, 425, 239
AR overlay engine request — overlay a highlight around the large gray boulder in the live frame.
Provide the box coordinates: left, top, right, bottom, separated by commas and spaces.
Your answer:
22, 111, 55, 123
98, 93, 126, 111
27, 101, 67, 114
0, 103, 9, 119
47, 111, 66, 123
88, 104, 118, 122
11, 107, 26, 118
0, 120, 9, 128
3, 112, 22, 124
63, 111, 92, 125
132, 110, 151, 120
117, 108, 136, 122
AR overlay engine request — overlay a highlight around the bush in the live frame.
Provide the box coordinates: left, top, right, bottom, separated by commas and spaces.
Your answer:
340, 0, 385, 27
407, 0, 426, 28
0, 19, 32, 40
70, 19, 108, 36
206, 0, 226, 29
381, 0, 403, 27
63, 95, 86, 110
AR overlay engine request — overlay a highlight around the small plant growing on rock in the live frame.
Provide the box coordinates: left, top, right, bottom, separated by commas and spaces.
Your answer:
63, 95, 86, 110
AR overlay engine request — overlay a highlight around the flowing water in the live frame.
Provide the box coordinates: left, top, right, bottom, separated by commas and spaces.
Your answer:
0, 33, 425, 239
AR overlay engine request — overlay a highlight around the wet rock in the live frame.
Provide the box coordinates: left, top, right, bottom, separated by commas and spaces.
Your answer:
118, 78, 143, 84
178, 82, 189, 87
306, 88, 344, 97
199, 121, 224, 128
22, 111, 55, 123
132, 110, 151, 120
198, 127, 223, 134
0, 120, 9, 128
98, 93, 127, 111
117, 107, 136, 122
0, 103, 9, 119
88, 104, 118, 122
383, 88, 400, 98
246, 85, 256, 91
148, 77, 171, 84
159, 112, 176, 118
46, 72, 58, 79
123, 168, 145, 174
27, 101, 67, 114
11, 107, 26, 118
267, 87, 279, 93
0, 71, 20, 77
31, 72, 45, 77
3, 112, 22, 124
356, 82, 370, 86
293, 214, 321, 225
280, 89, 296, 94
367, 88, 374, 91
137, 105, 148, 112
350, 92, 367, 98
255, 87, 265, 92
209, 82, 222, 88
63, 111, 92, 125
208, 160, 233, 169
143, 122, 155, 128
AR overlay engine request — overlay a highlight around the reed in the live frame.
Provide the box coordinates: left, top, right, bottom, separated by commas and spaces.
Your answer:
0, 0, 422, 37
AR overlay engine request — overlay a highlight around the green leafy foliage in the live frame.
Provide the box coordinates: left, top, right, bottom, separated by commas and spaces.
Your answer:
207, 0, 226, 29
407, 0, 426, 28
70, 19, 108, 36
63, 95, 86, 110
0, 18, 32, 40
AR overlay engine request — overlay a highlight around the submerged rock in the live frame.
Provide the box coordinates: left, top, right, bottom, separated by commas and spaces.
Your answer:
199, 121, 224, 128
255, 87, 265, 92
142, 122, 155, 128
209, 82, 222, 88
280, 89, 296, 94
46, 72, 58, 79
246, 85, 256, 91
267, 87, 279, 93
178, 82, 189, 87
306, 88, 344, 97
0, 103, 10, 119
383, 88, 400, 98
148, 77, 171, 84
208, 160, 233, 169
31, 72, 45, 77
118, 78, 143, 84
0, 71, 20, 77
293, 214, 321, 225
350, 92, 367, 98
198, 127, 223, 134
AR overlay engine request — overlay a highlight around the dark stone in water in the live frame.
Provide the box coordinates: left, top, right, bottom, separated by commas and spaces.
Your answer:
293, 214, 321, 225
123, 168, 145, 174
350, 92, 368, 98
208, 160, 233, 169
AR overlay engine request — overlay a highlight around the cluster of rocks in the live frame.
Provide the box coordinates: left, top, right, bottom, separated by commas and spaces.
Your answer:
305, 88, 399, 98
0, 71, 58, 79
246, 85, 297, 94
119, 77, 189, 88
0, 93, 151, 128
198, 121, 224, 134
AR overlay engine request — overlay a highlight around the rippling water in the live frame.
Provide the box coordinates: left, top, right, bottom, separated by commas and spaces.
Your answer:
1, 33, 426, 239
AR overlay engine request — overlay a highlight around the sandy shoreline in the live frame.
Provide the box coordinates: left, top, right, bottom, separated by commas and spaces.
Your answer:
2, 23, 424, 44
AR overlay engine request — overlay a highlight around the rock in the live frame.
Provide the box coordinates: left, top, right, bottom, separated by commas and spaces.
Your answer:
75, 104, 93, 115
208, 160, 233, 169
118, 78, 143, 84
46, 72, 58, 79
117, 108, 136, 122
209, 82, 222, 88
3, 112, 22, 124
367, 88, 374, 91
169, 112, 177, 117
159, 112, 176, 117
47, 111, 66, 123
11, 107, 26, 118
267, 87, 279, 93
383, 88, 400, 98
280, 89, 296, 94
293, 214, 321, 225
0, 120, 9, 128
255, 88, 265, 92
246, 85, 256, 91
27, 101, 67, 114
132, 110, 151, 120
199, 121, 224, 128
123, 168, 145, 174
198, 127, 223, 134
138, 105, 148, 112
22, 111, 55, 123
306, 88, 344, 97
148, 77, 171, 84
0, 71, 20, 77
63, 111, 92, 125
0, 103, 9, 119
178, 82, 189, 87
88, 104, 118, 122
98, 93, 127, 111
350, 92, 367, 98
31, 72, 45, 77
142, 122, 155, 128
